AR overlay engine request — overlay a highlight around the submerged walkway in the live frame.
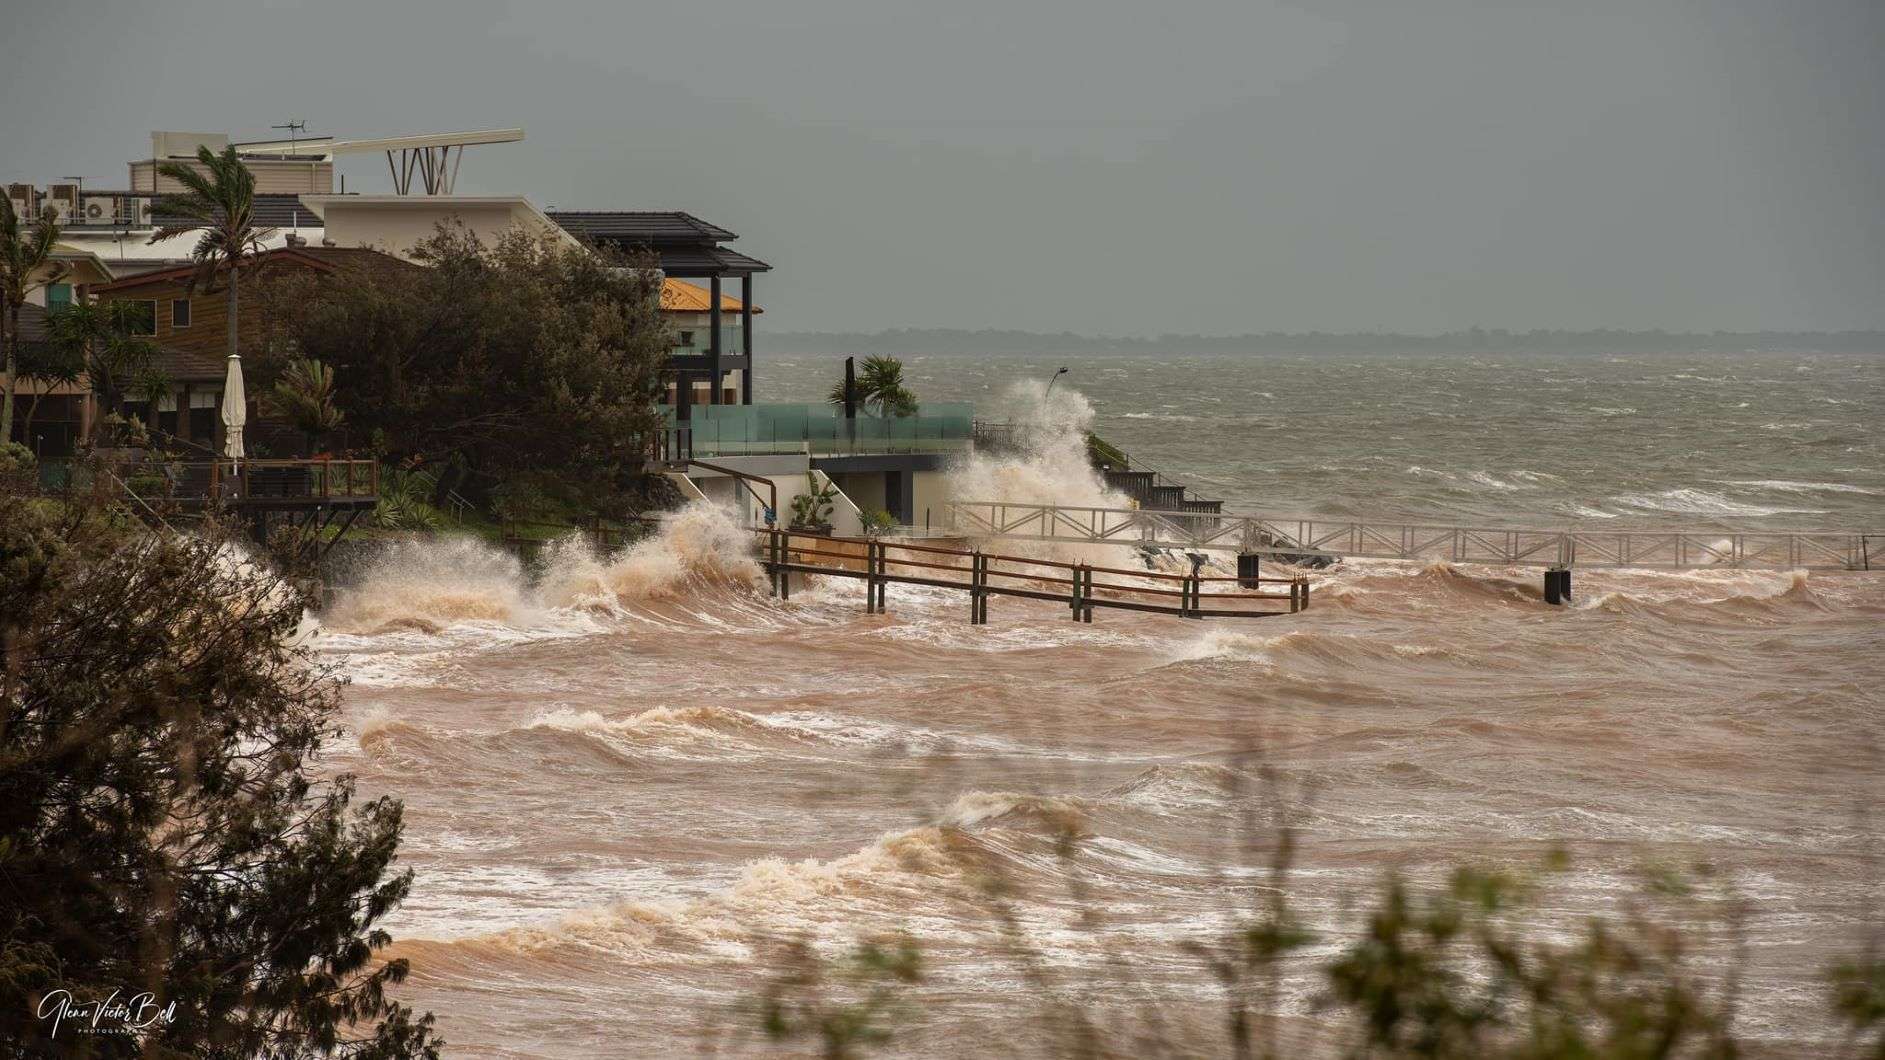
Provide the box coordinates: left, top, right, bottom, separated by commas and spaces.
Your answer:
943, 501, 1880, 571
758, 530, 1309, 623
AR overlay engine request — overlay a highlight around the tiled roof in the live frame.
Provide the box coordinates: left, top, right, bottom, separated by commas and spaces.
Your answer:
547, 211, 737, 243
92, 245, 409, 292
150, 345, 227, 383
660, 278, 761, 314
643, 245, 772, 276
15, 303, 49, 344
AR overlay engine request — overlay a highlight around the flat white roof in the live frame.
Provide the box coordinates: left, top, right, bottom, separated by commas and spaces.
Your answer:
298, 194, 536, 219
180, 129, 524, 159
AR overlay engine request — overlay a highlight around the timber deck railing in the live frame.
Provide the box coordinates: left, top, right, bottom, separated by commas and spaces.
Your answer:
758, 529, 1309, 623
199, 459, 380, 502
944, 500, 1879, 571
85, 458, 381, 507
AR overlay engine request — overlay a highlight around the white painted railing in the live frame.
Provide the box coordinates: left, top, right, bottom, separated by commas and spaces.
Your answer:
942, 501, 1879, 571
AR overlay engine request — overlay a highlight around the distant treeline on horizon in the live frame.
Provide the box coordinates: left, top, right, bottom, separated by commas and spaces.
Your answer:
764, 327, 1885, 355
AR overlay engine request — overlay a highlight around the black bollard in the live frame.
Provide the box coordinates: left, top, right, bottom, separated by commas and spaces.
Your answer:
1237, 552, 1261, 590
1544, 566, 1571, 606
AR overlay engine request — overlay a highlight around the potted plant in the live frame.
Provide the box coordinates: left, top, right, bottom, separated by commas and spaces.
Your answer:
787, 473, 838, 535
859, 507, 898, 537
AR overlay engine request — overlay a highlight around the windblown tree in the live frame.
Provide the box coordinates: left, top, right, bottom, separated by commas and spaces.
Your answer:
11, 325, 81, 446
151, 145, 275, 368
827, 355, 918, 418
46, 300, 161, 436
269, 357, 345, 455
0, 496, 441, 1057
255, 223, 670, 515
0, 198, 67, 444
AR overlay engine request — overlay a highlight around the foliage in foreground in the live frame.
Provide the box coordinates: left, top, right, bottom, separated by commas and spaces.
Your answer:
747, 785, 1882, 1060
0, 495, 438, 1057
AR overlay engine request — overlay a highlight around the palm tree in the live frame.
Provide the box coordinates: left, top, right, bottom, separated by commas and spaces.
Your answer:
827, 354, 919, 418
0, 198, 67, 444
269, 356, 344, 454
150, 144, 274, 384
46, 300, 160, 437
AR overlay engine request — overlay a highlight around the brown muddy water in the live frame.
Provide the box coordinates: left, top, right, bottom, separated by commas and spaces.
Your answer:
312, 358, 1883, 1056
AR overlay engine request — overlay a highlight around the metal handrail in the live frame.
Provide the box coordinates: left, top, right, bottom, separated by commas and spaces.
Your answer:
943, 500, 1880, 571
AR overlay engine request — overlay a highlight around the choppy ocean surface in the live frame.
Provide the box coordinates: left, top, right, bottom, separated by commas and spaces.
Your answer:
763, 349, 1885, 527
313, 350, 1882, 1055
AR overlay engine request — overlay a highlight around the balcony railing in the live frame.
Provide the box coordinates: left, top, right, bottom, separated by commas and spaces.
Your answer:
663, 402, 976, 458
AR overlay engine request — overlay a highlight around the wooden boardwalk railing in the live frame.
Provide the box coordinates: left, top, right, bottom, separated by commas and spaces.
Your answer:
757, 530, 1308, 624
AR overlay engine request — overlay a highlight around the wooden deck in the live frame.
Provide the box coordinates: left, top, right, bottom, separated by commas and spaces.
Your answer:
168, 459, 381, 510
758, 529, 1308, 624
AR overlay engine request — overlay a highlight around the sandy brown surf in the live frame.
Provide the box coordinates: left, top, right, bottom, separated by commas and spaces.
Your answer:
311, 517, 1885, 1056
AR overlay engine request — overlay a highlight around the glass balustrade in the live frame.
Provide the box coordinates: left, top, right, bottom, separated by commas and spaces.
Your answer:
667, 402, 975, 457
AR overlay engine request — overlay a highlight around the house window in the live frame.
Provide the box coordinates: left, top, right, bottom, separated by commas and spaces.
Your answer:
124, 300, 157, 335
189, 389, 218, 442
46, 283, 72, 310
676, 331, 695, 348
171, 299, 191, 328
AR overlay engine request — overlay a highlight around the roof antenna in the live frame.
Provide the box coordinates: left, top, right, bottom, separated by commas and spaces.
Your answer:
272, 121, 311, 232
271, 120, 308, 154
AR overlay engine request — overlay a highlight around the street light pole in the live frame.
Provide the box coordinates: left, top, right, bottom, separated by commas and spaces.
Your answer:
1045, 366, 1069, 397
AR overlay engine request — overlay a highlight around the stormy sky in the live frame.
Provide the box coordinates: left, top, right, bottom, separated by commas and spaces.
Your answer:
3, 0, 1881, 336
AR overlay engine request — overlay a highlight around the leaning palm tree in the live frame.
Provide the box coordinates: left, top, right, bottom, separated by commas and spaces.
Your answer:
150, 145, 274, 377
0, 198, 67, 444
827, 354, 919, 418
269, 356, 345, 454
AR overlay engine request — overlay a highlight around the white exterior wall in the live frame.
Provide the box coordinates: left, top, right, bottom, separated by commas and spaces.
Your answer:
302, 197, 578, 260
910, 470, 953, 531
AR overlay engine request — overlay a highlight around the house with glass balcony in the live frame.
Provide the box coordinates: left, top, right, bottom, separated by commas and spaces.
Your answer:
547, 210, 971, 531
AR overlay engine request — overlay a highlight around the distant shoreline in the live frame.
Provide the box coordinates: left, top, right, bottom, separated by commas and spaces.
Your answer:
764, 327, 1885, 356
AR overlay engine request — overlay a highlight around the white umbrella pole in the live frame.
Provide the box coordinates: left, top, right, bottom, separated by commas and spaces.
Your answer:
221, 353, 247, 489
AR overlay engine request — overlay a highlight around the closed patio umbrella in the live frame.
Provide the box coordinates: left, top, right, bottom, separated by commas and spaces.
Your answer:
221, 353, 246, 463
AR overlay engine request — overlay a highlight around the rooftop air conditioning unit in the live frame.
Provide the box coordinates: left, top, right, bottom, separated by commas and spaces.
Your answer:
6, 184, 36, 216
81, 195, 116, 223
45, 183, 77, 223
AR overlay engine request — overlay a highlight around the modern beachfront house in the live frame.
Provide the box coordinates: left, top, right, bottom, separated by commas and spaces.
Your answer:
542, 210, 966, 530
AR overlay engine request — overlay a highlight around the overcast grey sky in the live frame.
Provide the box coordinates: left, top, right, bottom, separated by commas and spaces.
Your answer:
3, 0, 1881, 335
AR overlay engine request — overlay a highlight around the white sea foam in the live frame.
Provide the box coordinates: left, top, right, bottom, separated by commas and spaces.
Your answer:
1609, 488, 1829, 518
1721, 479, 1880, 496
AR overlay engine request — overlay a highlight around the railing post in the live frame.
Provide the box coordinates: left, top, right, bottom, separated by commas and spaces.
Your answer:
1070, 562, 1084, 621
969, 551, 986, 625
780, 531, 791, 601
865, 539, 880, 614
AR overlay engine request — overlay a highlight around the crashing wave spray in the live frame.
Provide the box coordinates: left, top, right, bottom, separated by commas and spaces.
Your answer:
946, 379, 1127, 512
323, 536, 535, 632
537, 502, 763, 609
323, 502, 762, 632
944, 380, 1150, 567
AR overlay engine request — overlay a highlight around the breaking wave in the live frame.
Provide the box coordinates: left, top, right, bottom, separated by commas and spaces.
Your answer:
1610, 488, 1830, 517
319, 502, 761, 635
